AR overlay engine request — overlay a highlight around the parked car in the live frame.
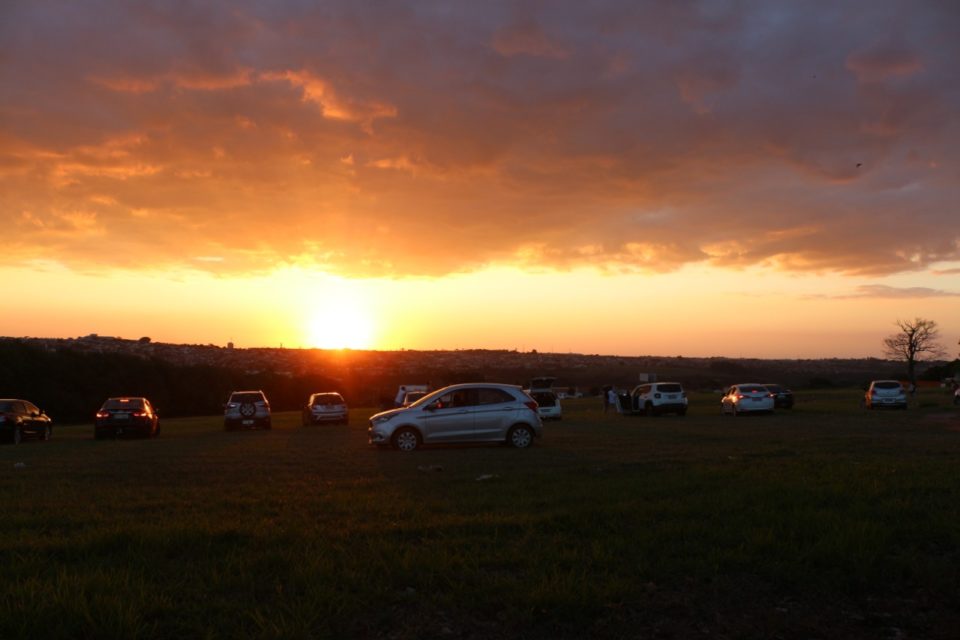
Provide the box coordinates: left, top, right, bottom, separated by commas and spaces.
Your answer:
368, 383, 542, 451
864, 380, 908, 410
0, 399, 52, 444
763, 384, 794, 409
401, 390, 428, 407
721, 384, 775, 415
528, 389, 562, 420
95, 397, 160, 439
224, 390, 272, 430
302, 392, 349, 425
630, 382, 688, 416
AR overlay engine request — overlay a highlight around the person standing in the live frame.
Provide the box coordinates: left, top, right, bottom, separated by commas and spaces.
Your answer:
395, 386, 407, 408
607, 387, 618, 414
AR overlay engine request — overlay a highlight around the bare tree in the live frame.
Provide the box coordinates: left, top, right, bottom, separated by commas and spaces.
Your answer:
882, 318, 947, 385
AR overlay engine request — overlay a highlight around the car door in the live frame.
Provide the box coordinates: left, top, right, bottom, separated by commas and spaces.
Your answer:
472, 388, 521, 440
419, 388, 477, 443
22, 401, 41, 436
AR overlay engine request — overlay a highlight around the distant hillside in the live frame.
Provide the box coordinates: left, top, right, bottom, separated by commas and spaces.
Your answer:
3, 335, 950, 423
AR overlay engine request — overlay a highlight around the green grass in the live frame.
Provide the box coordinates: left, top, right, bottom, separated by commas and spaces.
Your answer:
2, 389, 959, 639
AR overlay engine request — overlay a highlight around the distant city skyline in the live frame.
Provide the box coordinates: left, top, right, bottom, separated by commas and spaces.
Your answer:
3, 2, 958, 358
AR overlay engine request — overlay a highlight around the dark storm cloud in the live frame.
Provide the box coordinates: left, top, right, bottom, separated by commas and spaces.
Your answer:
1, 0, 958, 276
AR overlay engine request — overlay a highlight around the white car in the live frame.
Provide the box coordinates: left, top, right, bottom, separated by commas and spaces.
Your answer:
630, 382, 688, 416
224, 390, 272, 430
528, 389, 562, 420
721, 384, 774, 415
368, 383, 542, 451
302, 392, 349, 425
864, 380, 908, 410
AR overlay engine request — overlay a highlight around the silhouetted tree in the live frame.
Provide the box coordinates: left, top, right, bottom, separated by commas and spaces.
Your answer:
882, 318, 947, 386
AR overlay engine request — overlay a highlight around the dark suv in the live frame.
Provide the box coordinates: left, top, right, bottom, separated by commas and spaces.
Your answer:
0, 399, 53, 444
224, 391, 272, 430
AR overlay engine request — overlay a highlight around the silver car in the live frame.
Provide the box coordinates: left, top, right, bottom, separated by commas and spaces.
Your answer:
368, 383, 542, 451
864, 380, 908, 409
302, 392, 349, 425
224, 390, 272, 430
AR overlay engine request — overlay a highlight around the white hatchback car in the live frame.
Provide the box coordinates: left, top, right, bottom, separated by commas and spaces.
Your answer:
302, 392, 349, 425
864, 380, 908, 410
528, 389, 562, 420
721, 384, 775, 415
368, 383, 542, 451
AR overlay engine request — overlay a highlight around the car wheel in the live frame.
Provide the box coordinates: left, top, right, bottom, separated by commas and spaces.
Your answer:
392, 428, 420, 452
240, 403, 256, 418
40, 425, 52, 441
13, 426, 22, 445
732, 405, 739, 417
645, 402, 656, 417
507, 425, 534, 449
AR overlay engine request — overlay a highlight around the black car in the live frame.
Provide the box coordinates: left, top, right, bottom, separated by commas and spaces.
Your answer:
763, 384, 794, 409
95, 397, 160, 439
0, 399, 53, 444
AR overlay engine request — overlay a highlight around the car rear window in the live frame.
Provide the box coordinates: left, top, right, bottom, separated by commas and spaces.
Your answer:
873, 381, 902, 390
232, 392, 265, 403
765, 385, 783, 393
312, 394, 343, 406
739, 385, 768, 394
104, 398, 145, 410
656, 384, 683, 393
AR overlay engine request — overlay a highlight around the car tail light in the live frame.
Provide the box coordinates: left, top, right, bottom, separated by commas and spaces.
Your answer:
524, 400, 538, 412
96, 411, 110, 419
132, 411, 147, 417
736, 394, 744, 400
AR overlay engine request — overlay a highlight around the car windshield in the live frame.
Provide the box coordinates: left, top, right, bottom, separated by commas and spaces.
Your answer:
103, 398, 145, 410
873, 381, 902, 390
657, 384, 683, 393
312, 394, 343, 406
231, 393, 264, 403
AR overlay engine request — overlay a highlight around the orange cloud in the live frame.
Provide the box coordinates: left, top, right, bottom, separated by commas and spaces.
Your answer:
0, 1, 957, 279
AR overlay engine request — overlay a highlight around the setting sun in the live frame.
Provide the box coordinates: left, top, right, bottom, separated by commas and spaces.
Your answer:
306, 307, 374, 349
303, 279, 376, 349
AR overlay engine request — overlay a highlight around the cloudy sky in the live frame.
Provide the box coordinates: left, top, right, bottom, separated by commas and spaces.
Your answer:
2, 0, 958, 357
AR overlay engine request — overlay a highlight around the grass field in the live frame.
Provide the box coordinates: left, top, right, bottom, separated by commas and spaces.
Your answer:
2, 389, 959, 639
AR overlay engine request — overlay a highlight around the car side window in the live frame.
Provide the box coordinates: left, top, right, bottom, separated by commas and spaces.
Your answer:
477, 388, 514, 405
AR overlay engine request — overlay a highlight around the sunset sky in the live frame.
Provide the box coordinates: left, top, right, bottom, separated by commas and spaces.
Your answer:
2, 1, 958, 358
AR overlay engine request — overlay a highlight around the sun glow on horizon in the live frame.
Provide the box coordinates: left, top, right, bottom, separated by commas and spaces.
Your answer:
301, 277, 377, 349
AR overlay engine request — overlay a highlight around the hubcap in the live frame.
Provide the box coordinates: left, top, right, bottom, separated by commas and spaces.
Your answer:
511, 428, 532, 448
396, 431, 418, 451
